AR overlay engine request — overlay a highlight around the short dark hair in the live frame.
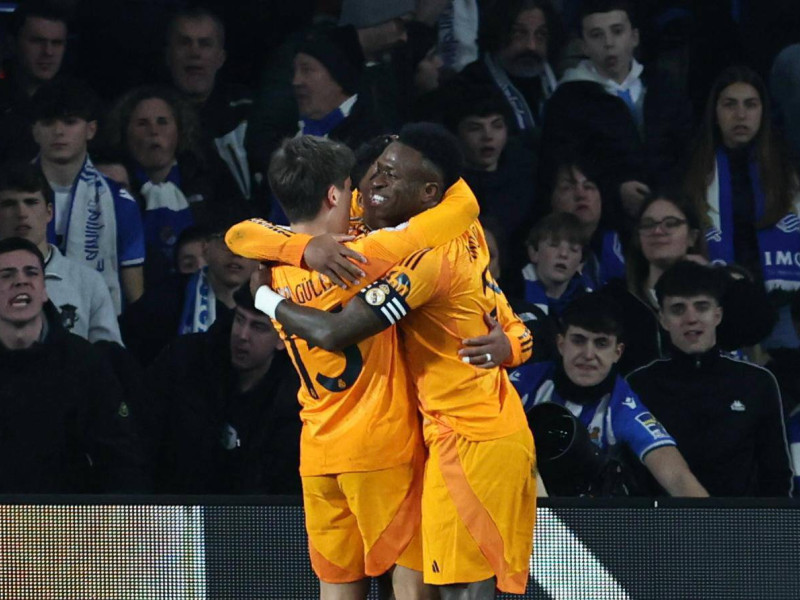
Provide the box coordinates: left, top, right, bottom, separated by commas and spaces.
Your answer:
626, 192, 707, 300
268, 136, 355, 223
561, 292, 624, 340
0, 162, 54, 206
397, 122, 464, 190
442, 82, 512, 135
176, 224, 212, 249
546, 151, 603, 203
166, 6, 226, 47
30, 77, 99, 123
578, 0, 637, 33
233, 284, 257, 313
0, 237, 46, 271
526, 212, 586, 251
11, 0, 71, 36
655, 261, 726, 307
352, 135, 395, 190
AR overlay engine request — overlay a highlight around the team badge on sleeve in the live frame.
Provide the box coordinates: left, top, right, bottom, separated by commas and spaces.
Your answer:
359, 280, 409, 326
364, 288, 387, 306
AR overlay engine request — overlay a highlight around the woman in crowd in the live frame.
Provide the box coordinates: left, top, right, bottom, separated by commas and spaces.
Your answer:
601, 193, 774, 374
104, 86, 248, 284
684, 65, 800, 346
547, 153, 626, 287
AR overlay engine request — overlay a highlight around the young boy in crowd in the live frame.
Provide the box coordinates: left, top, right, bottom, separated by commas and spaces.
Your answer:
510, 293, 708, 497
31, 78, 145, 313
538, 0, 692, 230
522, 212, 590, 315
628, 261, 794, 497
444, 83, 537, 293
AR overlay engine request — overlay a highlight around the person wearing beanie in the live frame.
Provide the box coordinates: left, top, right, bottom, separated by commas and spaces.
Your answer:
292, 26, 387, 148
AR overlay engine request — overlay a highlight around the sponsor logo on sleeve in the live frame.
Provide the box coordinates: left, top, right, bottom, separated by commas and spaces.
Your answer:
634, 412, 669, 440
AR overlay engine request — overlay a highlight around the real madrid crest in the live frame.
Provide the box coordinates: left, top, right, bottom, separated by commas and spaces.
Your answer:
364, 287, 386, 306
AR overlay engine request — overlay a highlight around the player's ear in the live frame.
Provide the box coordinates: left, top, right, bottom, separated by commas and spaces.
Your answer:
326, 183, 339, 208
421, 181, 440, 207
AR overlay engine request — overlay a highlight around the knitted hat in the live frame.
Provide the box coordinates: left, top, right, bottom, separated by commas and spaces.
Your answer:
339, 0, 415, 28
296, 26, 365, 95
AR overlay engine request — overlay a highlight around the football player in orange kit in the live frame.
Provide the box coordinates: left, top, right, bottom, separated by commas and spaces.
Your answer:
228, 134, 492, 599
243, 124, 536, 599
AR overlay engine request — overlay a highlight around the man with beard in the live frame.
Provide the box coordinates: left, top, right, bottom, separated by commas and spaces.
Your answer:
461, 0, 564, 145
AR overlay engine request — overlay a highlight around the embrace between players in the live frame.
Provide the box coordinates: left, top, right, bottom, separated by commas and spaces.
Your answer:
225, 124, 536, 600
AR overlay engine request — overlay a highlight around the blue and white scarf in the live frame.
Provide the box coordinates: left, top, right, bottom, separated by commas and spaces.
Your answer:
298, 95, 358, 137
584, 230, 626, 287
178, 266, 216, 335
522, 263, 592, 315
137, 164, 194, 266
47, 156, 121, 312
705, 148, 800, 292
484, 53, 556, 130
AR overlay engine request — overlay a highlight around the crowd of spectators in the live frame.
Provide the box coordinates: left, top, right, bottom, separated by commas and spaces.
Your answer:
1, 0, 798, 497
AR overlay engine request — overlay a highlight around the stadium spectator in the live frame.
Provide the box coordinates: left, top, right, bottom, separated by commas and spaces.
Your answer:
31, 78, 145, 314
385, 20, 444, 126
240, 125, 536, 596
539, 0, 692, 231
444, 83, 537, 291
628, 260, 793, 497
764, 292, 800, 496
683, 65, 800, 348
0, 162, 121, 344
0, 237, 147, 493
511, 293, 708, 497
165, 7, 256, 208
174, 225, 209, 275
104, 85, 251, 286
92, 149, 134, 193
145, 285, 301, 494
0, 1, 69, 163
483, 217, 556, 363
292, 27, 385, 146
461, 0, 564, 145
121, 225, 256, 367
523, 212, 591, 316
547, 153, 626, 287
601, 193, 774, 374
770, 44, 800, 161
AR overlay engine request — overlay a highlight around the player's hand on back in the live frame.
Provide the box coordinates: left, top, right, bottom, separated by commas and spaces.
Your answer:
304, 234, 368, 289
458, 313, 512, 368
